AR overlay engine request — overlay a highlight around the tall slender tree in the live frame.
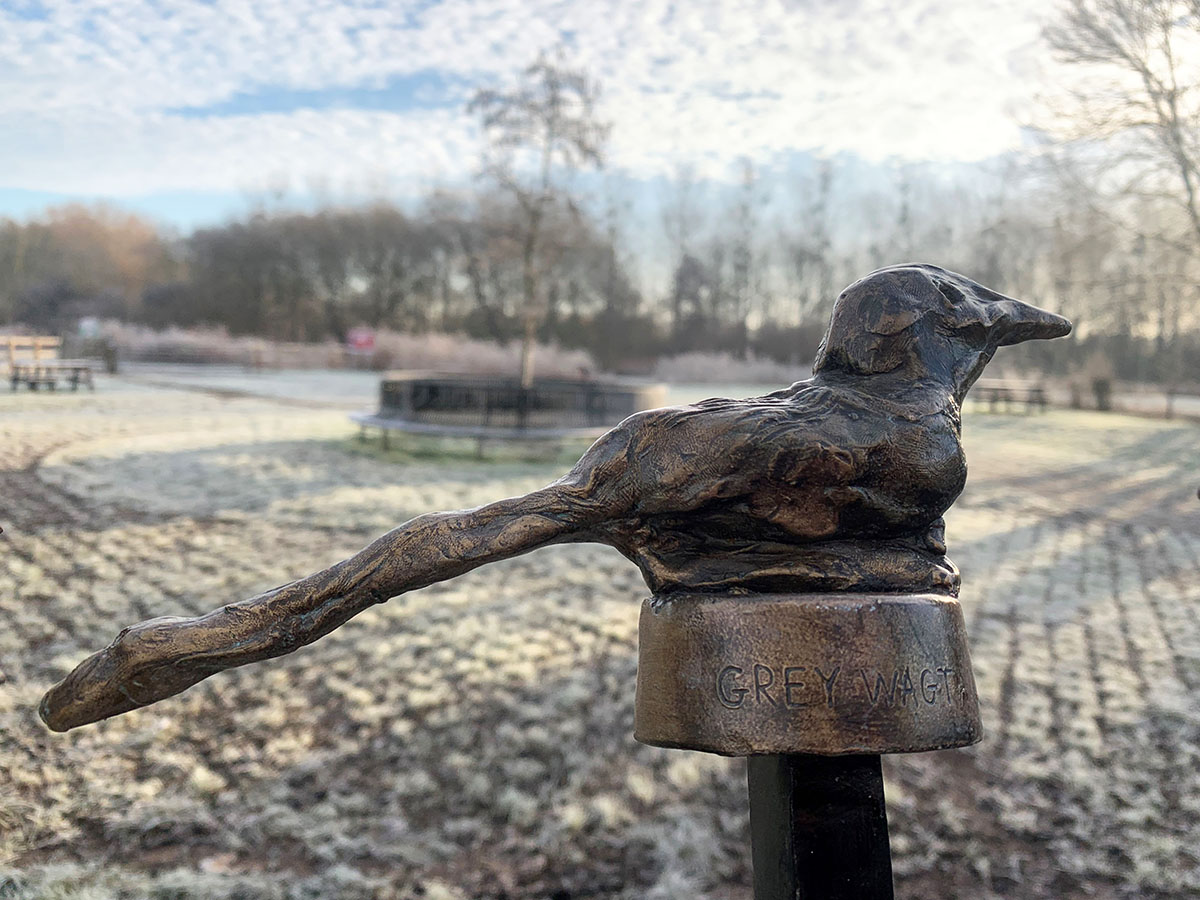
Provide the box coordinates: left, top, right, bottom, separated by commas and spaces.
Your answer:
1045, 0, 1200, 247
469, 50, 610, 387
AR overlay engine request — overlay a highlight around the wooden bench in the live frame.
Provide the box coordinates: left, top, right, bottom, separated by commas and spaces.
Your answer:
6, 336, 95, 391
971, 378, 1047, 413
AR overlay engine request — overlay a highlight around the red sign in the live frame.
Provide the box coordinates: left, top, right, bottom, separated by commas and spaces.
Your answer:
347, 327, 375, 352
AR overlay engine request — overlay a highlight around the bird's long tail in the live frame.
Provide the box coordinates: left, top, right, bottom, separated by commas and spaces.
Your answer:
40, 483, 592, 731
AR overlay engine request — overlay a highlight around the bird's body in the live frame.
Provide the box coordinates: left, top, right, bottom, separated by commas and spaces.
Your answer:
552, 374, 967, 593
591, 376, 964, 538
40, 264, 1073, 731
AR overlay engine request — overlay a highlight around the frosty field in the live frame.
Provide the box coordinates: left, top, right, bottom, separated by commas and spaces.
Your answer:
1, 374, 1198, 899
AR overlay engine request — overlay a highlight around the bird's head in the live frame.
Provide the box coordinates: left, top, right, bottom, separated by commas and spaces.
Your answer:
813, 264, 1072, 399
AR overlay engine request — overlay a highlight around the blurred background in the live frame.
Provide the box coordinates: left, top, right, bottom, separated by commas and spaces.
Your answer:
2, 2, 1199, 899
1, 0, 1198, 397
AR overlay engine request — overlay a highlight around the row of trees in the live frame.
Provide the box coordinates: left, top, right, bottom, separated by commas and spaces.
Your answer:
0, 205, 179, 328
3, 1, 1200, 382
1, 164, 1194, 379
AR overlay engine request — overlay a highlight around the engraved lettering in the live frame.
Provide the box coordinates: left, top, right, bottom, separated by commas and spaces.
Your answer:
861, 669, 899, 707
783, 667, 809, 708
936, 666, 954, 706
898, 667, 917, 706
754, 664, 777, 706
815, 665, 840, 708
717, 666, 748, 709
720, 660, 953, 713
920, 668, 939, 704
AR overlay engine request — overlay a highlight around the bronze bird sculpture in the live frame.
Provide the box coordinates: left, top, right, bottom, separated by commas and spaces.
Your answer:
40, 264, 1071, 732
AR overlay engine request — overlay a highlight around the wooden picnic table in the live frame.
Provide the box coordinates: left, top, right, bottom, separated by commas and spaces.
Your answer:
6, 336, 95, 391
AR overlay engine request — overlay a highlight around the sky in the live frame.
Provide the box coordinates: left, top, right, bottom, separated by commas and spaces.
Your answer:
0, 0, 1056, 229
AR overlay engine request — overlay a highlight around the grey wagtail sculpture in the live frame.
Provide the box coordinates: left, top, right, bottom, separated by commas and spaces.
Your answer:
40, 264, 1071, 732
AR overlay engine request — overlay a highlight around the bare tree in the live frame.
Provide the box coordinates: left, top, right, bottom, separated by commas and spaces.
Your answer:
469, 50, 610, 387
782, 161, 835, 329
726, 159, 766, 359
1045, 0, 1200, 247
660, 164, 707, 341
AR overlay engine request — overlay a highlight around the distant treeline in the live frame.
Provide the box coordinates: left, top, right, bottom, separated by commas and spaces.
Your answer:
1, 161, 1197, 382
0, 193, 826, 372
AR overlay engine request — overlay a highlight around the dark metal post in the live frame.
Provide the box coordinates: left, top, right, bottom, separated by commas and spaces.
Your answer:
748, 753, 894, 900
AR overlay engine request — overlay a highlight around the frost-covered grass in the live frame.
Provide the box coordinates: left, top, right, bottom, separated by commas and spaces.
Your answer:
1, 387, 1198, 899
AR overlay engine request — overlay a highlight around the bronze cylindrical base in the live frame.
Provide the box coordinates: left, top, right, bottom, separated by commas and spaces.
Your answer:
634, 592, 981, 756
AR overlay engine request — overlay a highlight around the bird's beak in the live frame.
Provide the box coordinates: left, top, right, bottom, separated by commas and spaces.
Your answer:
991, 299, 1073, 346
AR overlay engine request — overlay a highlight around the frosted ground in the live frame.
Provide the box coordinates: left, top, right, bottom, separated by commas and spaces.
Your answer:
1, 370, 1198, 899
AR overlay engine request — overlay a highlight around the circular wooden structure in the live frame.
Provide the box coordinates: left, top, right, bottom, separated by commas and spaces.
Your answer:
351, 371, 667, 442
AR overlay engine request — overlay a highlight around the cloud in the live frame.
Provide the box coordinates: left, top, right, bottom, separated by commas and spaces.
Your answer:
0, 0, 1052, 198
1, 107, 476, 196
